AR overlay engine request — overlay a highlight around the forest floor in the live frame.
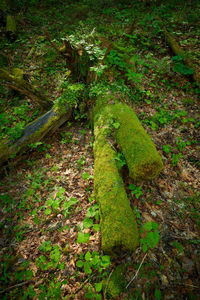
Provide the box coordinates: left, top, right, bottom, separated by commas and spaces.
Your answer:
0, 1, 200, 299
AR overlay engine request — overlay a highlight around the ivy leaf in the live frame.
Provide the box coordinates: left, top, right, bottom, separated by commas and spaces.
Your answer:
142, 243, 148, 253
91, 255, 100, 266
84, 262, 92, 274
76, 232, 90, 243
83, 217, 93, 229
95, 282, 102, 292
82, 172, 90, 180
76, 260, 84, 268
113, 122, 120, 129
44, 208, 52, 215
143, 222, 153, 231
85, 251, 92, 261
155, 288, 162, 300
93, 224, 100, 232
163, 145, 171, 154
101, 255, 111, 268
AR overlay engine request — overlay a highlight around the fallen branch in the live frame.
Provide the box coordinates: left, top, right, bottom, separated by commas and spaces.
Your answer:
94, 95, 139, 255
73, 275, 94, 295
158, 17, 200, 87
95, 95, 163, 181
104, 269, 114, 299
0, 68, 53, 110
0, 102, 71, 166
0, 279, 32, 294
126, 253, 148, 289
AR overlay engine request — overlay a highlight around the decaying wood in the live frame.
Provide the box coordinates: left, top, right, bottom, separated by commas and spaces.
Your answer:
93, 93, 163, 254
0, 68, 53, 109
0, 103, 71, 167
159, 18, 200, 87
93, 95, 139, 255
43, 31, 95, 83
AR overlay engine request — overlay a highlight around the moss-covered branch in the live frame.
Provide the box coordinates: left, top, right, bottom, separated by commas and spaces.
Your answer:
0, 103, 71, 166
95, 95, 163, 181
0, 68, 53, 110
94, 99, 139, 255
159, 20, 200, 87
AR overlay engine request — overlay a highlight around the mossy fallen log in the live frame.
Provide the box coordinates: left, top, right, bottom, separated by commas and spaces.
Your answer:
0, 103, 71, 166
160, 21, 200, 87
95, 95, 163, 181
94, 97, 139, 255
0, 68, 53, 110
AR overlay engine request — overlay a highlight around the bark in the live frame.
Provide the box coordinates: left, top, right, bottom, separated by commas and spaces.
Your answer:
44, 32, 95, 84
160, 21, 200, 87
0, 68, 53, 110
0, 103, 71, 166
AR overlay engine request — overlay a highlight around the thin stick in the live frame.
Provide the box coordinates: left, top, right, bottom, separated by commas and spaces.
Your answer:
126, 253, 148, 289
74, 275, 94, 295
104, 269, 114, 299
0, 279, 32, 294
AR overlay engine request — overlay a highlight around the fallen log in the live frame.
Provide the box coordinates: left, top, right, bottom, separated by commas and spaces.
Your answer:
0, 68, 53, 110
94, 97, 139, 255
159, 20, 200, 87
0, 103, 71, 166
95, 95, 163, 181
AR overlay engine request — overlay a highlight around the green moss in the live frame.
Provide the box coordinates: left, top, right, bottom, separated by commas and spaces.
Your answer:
12, 68, 24, 80
94, 103, 139, 255
0, 103, 71, 166
95, 95, 163, 181
103, 264, 127, 298
6, 15, 16, 33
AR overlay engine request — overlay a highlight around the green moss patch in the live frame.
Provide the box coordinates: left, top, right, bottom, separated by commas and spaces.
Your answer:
103, 264, 127, 298
94, 102, 139, 255
95, 95, 163, 181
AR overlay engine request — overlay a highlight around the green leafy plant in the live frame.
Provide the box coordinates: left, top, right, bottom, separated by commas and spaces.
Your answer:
76, 251, 110, 299
171, 241, 184, 254
140, 222, 160, 253
61, 131, 73, 144
172, 55, 194, 75
55, 81, 84, 107
77, 232, 90, 243
113, 152, 126, 169
163, 144, 171, 154
36, 242, 64, 271
38, 280, 62, 299
129, 184, 143, 199
175, 137, 191, 152
62, 197, 78, 218
77, 156, 86, 168
82, 172, 94, 180
45, 186, 66, 215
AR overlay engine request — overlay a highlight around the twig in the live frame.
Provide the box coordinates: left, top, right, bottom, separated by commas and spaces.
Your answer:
171, 282, 200, 289
126, 253, 148, 289
0, 279, 32, 294
74, 275, 94, 295
104, 269, 114, 300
